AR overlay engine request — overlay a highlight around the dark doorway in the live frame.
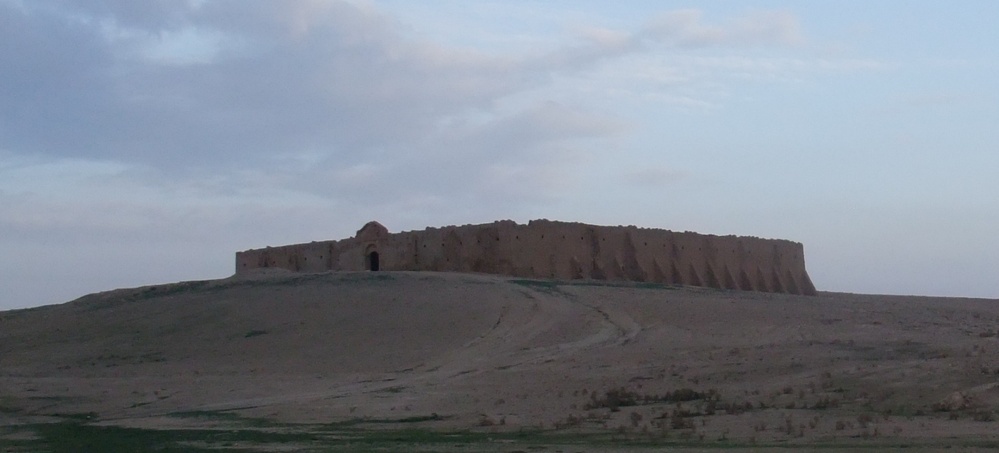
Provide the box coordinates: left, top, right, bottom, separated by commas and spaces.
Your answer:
368, 251, 380, 271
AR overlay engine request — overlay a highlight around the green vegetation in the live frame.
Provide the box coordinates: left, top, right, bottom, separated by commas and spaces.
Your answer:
0, 396, 23, 415
19, 421, 317, 453
9, 411, 999, 453
167, 409, 275, 427
9, 415, 557, 453
325, 413, 450, 426
509, 278, 565, 296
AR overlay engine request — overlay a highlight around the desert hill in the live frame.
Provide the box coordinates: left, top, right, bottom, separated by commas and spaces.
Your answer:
2, 271, 999, 451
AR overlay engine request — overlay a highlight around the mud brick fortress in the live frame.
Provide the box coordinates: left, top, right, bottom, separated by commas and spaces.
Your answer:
236, 220, 817, 295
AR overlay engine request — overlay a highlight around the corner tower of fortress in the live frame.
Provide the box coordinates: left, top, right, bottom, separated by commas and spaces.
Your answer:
235, 220, 817, 296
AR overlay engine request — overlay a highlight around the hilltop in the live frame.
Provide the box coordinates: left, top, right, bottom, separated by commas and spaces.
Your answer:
1, 271, 998, 451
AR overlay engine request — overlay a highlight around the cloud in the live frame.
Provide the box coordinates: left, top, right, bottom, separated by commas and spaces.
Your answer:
258, 100, 625, 212
6, 1, 962, 310
642, 9, 803, 48
2, 1, 520, 165
0, 1, 829, 215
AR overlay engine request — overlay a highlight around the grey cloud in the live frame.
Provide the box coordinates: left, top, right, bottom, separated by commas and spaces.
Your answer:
1, 0, 544, 167
0, 4, 116, 153
268, 101, 622, 209
0, 1, 804, 211
44, 0, 192, 30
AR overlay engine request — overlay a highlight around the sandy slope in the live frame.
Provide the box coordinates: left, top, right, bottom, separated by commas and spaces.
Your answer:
1, 270, 999, 446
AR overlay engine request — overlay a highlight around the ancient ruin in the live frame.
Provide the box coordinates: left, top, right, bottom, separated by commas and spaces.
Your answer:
235, 220, 817, 295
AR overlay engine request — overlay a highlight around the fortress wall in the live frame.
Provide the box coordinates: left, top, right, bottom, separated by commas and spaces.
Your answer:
330, 240, 360, 271
235, 241, 334, 273
235, 220, 816, 295
236, 245, 297, 272
386, 233, 415, 271
298, 242, 332, 273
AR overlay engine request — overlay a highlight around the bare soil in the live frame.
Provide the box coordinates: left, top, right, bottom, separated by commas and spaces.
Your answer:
1, 271, 998, 451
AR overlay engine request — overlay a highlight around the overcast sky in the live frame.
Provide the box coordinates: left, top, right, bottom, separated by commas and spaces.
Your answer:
2, 0, 998, 309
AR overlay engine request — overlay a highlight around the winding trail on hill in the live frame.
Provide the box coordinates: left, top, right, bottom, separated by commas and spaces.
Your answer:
190, 281, 646, 413
5, 270, 999, 446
